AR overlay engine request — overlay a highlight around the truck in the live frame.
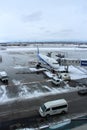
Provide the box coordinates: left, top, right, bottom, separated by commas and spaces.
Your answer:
0, 71, 8, 83
59, 73, 71, 81
51, 76, 62, 85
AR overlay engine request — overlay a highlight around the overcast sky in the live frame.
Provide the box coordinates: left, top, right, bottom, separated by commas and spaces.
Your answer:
0, 0, 87, 42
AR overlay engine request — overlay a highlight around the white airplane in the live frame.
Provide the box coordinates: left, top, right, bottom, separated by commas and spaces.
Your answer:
36, 48, 59, 72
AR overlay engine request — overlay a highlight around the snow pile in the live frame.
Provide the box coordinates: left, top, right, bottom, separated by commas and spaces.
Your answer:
17, 84, 81, 100
0, 83, 81, 104
19, 85, 30, 97
69, 66, 87, 80
18, 85, 44, 99
12, 79, 21, 85
0, 85, 8, 103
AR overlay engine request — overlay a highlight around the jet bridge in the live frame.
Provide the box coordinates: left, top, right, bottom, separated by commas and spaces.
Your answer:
57, 58, 87, 72
59, 58, 81, 66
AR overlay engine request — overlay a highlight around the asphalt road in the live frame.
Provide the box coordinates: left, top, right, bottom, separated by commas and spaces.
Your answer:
0, 90, 87, 129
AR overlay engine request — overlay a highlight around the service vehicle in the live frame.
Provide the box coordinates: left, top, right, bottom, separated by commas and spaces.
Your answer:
51, 76, 62, 85
78, 89, 87, 95
39, 99, 68, 117
59, 73, 71, 81
0, 71, 8, 83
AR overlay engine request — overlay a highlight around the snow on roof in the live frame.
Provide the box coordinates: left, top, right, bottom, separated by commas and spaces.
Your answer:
29, 68, 46, 72
58, 66, 65, 71
45, 99, 67, 108
52, 76, 61, 81
43, 70, 56, 78
39, 54, 58, 64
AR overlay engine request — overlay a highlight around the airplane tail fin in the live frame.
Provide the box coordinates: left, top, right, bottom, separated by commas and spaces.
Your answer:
37, 46, 39, 55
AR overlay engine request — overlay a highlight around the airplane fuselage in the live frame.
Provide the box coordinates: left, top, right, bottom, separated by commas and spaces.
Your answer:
37, 53, 59, 71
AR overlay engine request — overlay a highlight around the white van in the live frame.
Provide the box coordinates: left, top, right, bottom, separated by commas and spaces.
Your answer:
39, 99, 68, 117
51, 76, 62, 85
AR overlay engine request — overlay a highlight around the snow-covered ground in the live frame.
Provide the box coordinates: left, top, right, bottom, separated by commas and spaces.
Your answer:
69, 65, 87, 80
6, 46, 87, 52
0, 46, 87, 105
0, 64, 87, 104
6, 45, 87, 59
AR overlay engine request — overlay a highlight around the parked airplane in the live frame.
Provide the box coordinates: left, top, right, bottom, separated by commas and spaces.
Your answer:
36, 48, 59, 72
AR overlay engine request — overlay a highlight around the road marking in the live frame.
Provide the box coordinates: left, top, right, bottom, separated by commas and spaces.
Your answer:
20, 79, 52, 85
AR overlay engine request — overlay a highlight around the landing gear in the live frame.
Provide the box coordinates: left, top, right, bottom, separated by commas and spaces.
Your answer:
51, 69, 56, 74
36, 62, 41, 69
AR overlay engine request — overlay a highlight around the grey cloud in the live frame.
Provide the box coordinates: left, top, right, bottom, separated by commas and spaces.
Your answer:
22, 11, 42, 22
41, 28, 73, 35
44, 30, 51, 33
42, 29, 74, 37
60, 29, 73, 33
39, 27, 46, 30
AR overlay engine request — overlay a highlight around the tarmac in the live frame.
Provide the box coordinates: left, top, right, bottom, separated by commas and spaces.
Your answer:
0, 47, 87, 129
